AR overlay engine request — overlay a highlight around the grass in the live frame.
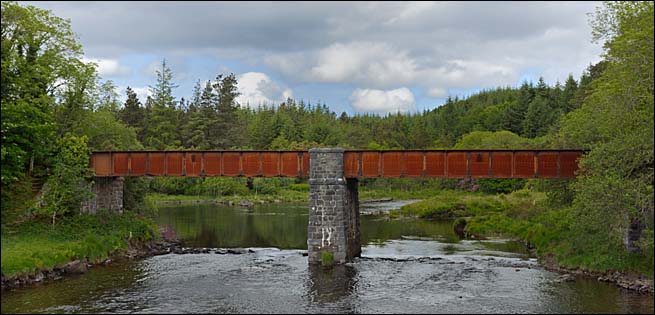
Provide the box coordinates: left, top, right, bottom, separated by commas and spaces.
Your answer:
1, 211, 157, 278
391, 189, 545, 219
359, 187, 447, 200
466, 209, 654, 277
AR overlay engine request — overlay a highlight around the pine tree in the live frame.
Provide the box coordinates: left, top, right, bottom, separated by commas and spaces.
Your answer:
119, 87, 145, 140
502, 81, 533, 134
143, 59, 180, 149
561, 74, 578, 112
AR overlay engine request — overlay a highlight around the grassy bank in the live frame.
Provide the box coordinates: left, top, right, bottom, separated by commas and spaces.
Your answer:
393, 189, 654, 278
1, 211, 157, 278
390, 189, 544, 219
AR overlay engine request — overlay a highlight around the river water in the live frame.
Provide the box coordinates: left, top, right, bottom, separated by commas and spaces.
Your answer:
2, 201, 653, 314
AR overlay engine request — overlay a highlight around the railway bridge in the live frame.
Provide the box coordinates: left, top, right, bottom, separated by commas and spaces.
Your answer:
88, 148, 583, 264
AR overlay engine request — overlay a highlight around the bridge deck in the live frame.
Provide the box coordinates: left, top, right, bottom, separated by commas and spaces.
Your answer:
91, 150, 583, 178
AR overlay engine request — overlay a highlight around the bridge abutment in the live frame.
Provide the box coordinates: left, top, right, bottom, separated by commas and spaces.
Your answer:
307, 148, 360, 264
81, 177, 124, 214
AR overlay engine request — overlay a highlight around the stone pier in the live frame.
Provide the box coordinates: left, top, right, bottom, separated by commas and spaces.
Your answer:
307, 148, 360, 264
81, 177, 124, 214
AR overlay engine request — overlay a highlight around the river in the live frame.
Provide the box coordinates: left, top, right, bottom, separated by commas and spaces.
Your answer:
1, 201, 653, 313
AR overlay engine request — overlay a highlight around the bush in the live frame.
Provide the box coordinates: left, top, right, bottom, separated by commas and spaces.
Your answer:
477, 179, 525, 194
149, 177, 198, 195
197, 177, 248, 196
36, 134, 93, 225
252, 178, 295, 195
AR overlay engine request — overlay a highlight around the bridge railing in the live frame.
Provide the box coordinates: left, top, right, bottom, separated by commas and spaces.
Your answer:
91, 150, 584, 179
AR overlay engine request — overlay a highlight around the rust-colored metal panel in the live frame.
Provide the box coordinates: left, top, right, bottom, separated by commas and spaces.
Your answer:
148, 153, 165, 176
242, 152, 260, 177
93, 153, 112, 176
112, 153, 129, 176
204, 153, 221, 176
425, 152, 445, 177
405, 152, 424, 177
491, 152, 512, 178
301, 152, 310, 178
382, 152, 403, 177
362, 152, 381, 177
91, 150, 584, 179
185, 152, 202, 177
130, 153, 147, 176
538, 152, 558, 178
281, 152, 299, 177
167, 152, 184, 176
560, 151, 582, 178
514, 152, 535, 178
223, 152, 241, 176
447, 152, 467, 178
343, 152, 360, 178
262, 152, 280, 177
470, 151, 490, 178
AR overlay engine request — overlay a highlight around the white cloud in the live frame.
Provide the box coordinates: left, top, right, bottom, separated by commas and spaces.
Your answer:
267, 42, 419, 88
424, 59, 518, 89
350, 87, 416, 113
269, 41, 521, 95
427, 87, 447, 98
309, 42, 418, 88
82, 57, 130, 77
236, 72, 293, 108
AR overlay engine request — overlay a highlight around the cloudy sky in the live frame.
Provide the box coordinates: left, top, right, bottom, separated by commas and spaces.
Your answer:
26, 1, 603, 114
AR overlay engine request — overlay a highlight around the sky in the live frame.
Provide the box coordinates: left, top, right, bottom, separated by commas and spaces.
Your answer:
24, 1, 603, 115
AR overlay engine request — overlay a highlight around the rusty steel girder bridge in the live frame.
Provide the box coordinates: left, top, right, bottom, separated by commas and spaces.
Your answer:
87, 148, 584, 265
90, 149, 583, 179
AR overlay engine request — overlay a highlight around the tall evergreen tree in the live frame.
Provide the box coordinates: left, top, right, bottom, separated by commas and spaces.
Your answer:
561, 74, 578, 112
502, 81, 533, 134
143, 59, 180, 149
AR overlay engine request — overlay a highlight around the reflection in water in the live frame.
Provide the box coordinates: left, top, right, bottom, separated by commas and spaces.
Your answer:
155, 203, 468, 250
307, 265, 358, 306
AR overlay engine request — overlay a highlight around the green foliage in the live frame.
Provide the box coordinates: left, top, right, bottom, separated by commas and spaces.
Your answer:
287, 183, 310, 192
454, 130, 533, 149
78, 109, 143, 151
1, 1, 85, 197
36, 134, 93, 225
252, 178, 295, 195
123, 177, 152, 214
522, 95, 559, 138
149, 177, 198, 195
477, 179, 525, 194
321, 251, 334, 266
192, 177, 249, 196
557, 1, 653, 258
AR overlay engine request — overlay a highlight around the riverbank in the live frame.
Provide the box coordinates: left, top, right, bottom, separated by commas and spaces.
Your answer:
392, 189, 654, 294
1, 211, 167, 290
147, 183, 442, 207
